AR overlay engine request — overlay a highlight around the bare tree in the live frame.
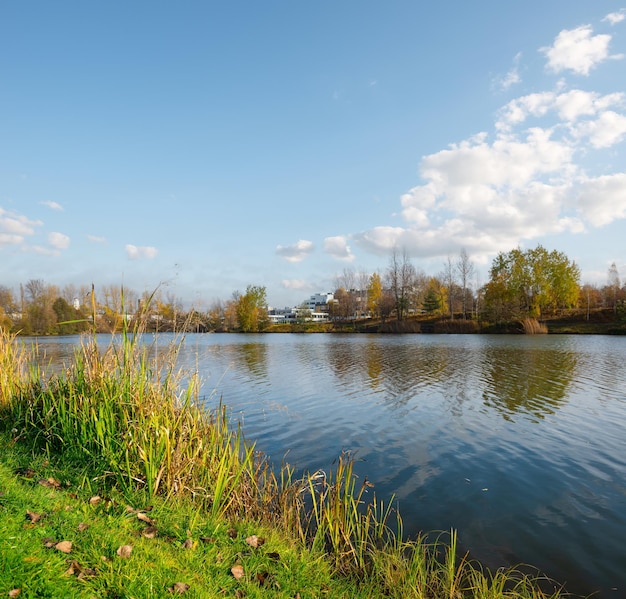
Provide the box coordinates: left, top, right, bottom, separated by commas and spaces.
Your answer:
607, 262, 621, 314
440, 256, 457, 319
385, 247, 417, 321
456, 248, 475, 319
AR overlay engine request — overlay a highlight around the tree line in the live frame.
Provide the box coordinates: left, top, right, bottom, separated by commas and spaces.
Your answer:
1, 245, 624, 335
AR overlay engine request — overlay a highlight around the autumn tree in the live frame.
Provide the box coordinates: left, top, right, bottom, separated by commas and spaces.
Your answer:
0, 285, 17, 315
482, 245, 580, 323
24, 279, 58, 335
236, 285, 268, 332
440, 256, 457, 319
367, 272, 383, 319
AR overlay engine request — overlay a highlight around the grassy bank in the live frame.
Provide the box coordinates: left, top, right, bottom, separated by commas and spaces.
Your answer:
0, 330, 572, 598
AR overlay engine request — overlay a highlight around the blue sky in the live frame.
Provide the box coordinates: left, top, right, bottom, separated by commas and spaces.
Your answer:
2, 2, 626, 308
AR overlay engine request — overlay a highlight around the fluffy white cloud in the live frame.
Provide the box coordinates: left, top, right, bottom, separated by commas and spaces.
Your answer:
572, 110, 626, 148
603, 10, 626, 25
498, 90, 625, 130
356, 79, 625, 260
40, 201, 64, 211
125, 244, 158, 260
48, 232, 70, 249
276, 239, 314, 262
576, 173, 626, 226
0, 208, 42, 237
323, 236, 355, 261
541, 25, 623, 75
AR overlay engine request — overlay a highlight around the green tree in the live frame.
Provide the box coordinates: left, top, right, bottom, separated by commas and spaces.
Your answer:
24, 279, 58, 335
422, 277, 445, 315
52, 297, 88, 334
236, 285, 268, 332
483, 245, 580, 323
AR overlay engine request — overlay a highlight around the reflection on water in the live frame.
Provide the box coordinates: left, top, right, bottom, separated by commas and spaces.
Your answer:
481, 345, 578, 420
22, 333, 626, 598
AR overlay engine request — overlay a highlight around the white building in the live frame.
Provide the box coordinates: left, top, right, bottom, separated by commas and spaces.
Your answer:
306, 292, 334, 311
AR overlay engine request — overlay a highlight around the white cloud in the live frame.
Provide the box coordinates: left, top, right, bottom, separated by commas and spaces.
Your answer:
541, 25, 623, 75
603, 10, 626, 25
323, 236, 355, 261
497, 90, 626, 147
32, 245, 59, 256
87, 234, 106, 243
356, 73, 626, 259
0, 233, 23, 246
494, 52, 523, 91
576, 173, 626, 226
48, 232, 70, 249
276, 239, 314, 262
125, 244, 158, 260
40, 200, 64, 211
281, 279, 312, 290
572, 110, 626, 148
0, 208, 42, 237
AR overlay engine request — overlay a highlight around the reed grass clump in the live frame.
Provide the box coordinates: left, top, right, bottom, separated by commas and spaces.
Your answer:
520, 318, 548, 334
0, 327, 569, 598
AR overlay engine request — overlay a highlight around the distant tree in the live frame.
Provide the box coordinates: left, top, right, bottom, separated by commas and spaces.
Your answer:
0, 285, 17, 315
580, 283, 602, 320
386, 247, 417, 321
331, 287, 351, 321
422, 277, 445, 315
483, 245, 580, 323
236, 285, 268, 332
52, 297, 88, 334
24, 279, 58, 335
440, 256, 457, 319
296, 303, 312, 324
606, 262, 621, 314
334, 269, 358, 318
367, 272, 383, 319
456, 248, 475, 319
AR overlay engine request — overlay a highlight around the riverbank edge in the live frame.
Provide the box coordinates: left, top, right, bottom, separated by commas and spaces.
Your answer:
0, 331, 575, 598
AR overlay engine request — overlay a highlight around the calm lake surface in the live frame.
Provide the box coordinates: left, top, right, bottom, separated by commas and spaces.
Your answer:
27, 333, 626, 597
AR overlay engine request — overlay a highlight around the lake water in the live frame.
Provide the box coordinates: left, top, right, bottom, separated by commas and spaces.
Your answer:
26, 333, 626, 597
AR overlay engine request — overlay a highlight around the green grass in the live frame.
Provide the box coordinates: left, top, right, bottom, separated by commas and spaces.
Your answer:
0, 328, 576, 598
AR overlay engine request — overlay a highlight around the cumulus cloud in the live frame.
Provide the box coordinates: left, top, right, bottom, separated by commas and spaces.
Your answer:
276, 239, 314, 262
323, 236, 355, 261
571, 110, 626, 148
48, 232, 70, 249
541, 25, 623, 75
40, 200, 64, 211
603, 10, 626, 25
576, 173, 626, 226
125, 244, 158, 260
355, 56, 626, 261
